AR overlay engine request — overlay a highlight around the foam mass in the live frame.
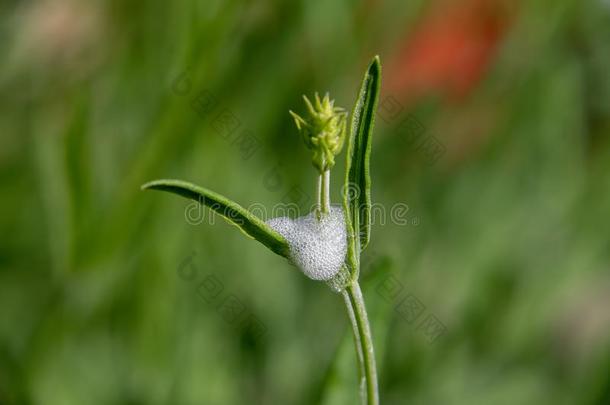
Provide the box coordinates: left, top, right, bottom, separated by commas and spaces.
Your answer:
266, 206, 347, 281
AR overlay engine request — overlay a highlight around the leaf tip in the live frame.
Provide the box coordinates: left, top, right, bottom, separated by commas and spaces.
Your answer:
141, 181, 154, 191
369, 55, 381, 74
141, 179, 170, 191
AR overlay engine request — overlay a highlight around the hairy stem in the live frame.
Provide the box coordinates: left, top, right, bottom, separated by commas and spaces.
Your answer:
342, 281, 379, 405
318, 170, 331, 214
316, 166, 377, 402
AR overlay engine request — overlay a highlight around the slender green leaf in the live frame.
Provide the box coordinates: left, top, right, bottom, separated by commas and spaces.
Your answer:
344, 56, 381, 255
141, 179, 290, 258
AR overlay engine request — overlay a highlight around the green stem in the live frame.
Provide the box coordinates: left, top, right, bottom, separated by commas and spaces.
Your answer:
318, 170, 331, 214
342, 281, 379, 405
315, 167, 377, 402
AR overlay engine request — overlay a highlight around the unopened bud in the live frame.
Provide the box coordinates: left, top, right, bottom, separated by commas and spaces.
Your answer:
290, 92, 347, 173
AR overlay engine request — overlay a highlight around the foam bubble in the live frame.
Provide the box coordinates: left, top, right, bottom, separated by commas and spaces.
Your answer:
266, 206, 347, 281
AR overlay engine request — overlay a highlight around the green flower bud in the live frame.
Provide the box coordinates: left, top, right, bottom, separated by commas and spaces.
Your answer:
290, 92, 347, 173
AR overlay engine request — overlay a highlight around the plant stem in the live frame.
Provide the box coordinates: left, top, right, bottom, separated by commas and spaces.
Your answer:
318, 170, 331, 214
315, 164, 376, 402
342, 281, 379, 405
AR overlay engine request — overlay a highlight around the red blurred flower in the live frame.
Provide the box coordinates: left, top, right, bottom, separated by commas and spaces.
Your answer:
386, 0, 516, 103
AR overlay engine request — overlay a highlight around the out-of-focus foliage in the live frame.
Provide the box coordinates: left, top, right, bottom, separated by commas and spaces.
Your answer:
1, 0, 610, 404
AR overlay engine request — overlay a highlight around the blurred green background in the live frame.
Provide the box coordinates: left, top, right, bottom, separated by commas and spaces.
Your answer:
2, 0, 610, 404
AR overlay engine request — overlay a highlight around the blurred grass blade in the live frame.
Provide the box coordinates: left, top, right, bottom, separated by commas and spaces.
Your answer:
344, 56, 381, 253
141, 179, 290, 258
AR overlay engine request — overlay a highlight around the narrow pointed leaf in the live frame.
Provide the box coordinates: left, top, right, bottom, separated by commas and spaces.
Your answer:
344, 56, 381, 254
141, 179, 290, 258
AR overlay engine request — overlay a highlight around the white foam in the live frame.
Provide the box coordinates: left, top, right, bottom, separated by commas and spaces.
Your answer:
266, 206, 347, 281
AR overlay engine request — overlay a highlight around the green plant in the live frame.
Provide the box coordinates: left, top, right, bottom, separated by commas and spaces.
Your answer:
142, 56, 381, 404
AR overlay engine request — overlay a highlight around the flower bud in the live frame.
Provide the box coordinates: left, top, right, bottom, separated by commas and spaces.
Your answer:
290, 93, 347, 173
